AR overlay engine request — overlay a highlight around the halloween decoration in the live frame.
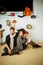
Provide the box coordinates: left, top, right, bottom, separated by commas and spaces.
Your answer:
23, 7, 32, 16
0, 24, 2, 29
8, 12, 15, 16
31, 15, 36, 19
0, 29, 5, 43
26, 24, 32, 29
18, 7, 32, 18
6, 20, 11, 27
0, 7, 6, 14
12, 20, 17, 23
12, 20, 17, 27
18, 15, 25, 18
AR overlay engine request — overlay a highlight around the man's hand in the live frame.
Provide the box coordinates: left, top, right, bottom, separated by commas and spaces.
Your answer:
5, 43, 11, 55
8, 49, 11, 54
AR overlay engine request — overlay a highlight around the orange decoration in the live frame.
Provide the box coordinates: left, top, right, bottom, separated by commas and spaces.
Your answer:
12, 20, 17, 24
23, 7, 32, 16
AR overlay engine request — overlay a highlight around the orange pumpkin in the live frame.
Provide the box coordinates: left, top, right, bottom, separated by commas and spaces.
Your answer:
23, 7, 32, 16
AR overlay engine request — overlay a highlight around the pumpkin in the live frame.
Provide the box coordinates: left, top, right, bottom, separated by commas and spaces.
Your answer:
23, 7, 32, 16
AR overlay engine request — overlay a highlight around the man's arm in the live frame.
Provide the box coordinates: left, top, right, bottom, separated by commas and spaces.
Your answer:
5, 35, 11, 54
5, 43, 11, 54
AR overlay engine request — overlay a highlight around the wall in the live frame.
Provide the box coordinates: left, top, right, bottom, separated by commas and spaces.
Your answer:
0, 0, 43, 43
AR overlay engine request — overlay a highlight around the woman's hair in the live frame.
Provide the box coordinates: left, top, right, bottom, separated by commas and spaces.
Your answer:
17, 28, 25, 34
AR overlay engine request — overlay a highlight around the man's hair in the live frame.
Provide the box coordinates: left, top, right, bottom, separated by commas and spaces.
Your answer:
10, 27, 15, 30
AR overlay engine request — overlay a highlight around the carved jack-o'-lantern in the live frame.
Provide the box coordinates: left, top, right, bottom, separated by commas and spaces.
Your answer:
23, 7, 32, 16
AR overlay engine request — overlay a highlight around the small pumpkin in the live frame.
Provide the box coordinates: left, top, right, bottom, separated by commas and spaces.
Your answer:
10, 12, 15, 16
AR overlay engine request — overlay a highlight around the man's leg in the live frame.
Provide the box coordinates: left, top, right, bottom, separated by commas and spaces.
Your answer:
11, 47, 19, 55
1, 47, 8, 56
22, 44, 27, 50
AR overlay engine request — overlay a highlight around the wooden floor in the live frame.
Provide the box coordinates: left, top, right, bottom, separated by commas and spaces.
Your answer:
0, 43, 43, 65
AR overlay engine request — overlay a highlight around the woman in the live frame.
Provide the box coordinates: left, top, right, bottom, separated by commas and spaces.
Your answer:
22, 31, 29, 50
17, 30, 27, 51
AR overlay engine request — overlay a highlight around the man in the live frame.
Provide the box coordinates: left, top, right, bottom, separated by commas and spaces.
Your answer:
1, 27, 19, 56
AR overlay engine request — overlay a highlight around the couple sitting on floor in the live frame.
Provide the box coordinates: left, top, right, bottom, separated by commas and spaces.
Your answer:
1, 27, 29, 56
